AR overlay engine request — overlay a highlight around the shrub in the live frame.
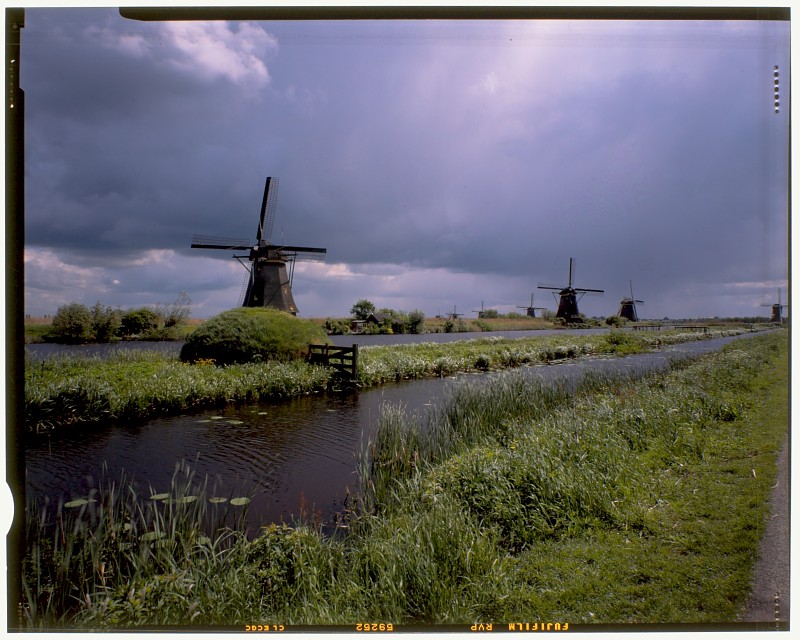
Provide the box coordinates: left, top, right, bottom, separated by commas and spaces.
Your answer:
49, 303, 92, 343
119, 308, 159, 337
325, 318, 351, 335
179, 307, 330, 365
91, 302, 120, 342
408, 309, 426, 334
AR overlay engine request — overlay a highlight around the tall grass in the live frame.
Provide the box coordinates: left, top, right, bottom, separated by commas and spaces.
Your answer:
20, 331, 786, 628
25, 351, 332, 432
25, 327, 755, 433
22, 460, 257, 629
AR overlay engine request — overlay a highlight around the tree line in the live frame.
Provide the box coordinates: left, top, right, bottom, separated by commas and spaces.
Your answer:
41, 293, 192, 343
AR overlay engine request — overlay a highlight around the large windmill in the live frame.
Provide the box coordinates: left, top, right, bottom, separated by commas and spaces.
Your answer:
761, 288, 788, 324
617, 281, 644, 322
538, 258, 604, 323
517, 293, 548, 318
191, 177, 326, 315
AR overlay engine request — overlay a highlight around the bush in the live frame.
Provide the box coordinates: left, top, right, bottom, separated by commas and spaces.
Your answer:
49, 303, 92, 343
91, 302, 120, 342
119, 308, 159, 337
179, 307, 330, 365
408, 309, 426, 334
325, 318, 351, 335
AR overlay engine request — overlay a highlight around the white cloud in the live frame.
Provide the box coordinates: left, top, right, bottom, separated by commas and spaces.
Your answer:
160, 21, 277, 87
475, 71, 499, 95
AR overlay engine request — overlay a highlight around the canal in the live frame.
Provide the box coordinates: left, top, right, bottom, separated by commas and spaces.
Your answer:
23, 331, 758, 532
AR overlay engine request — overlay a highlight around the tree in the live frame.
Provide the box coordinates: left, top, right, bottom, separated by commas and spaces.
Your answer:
408, 309, 426, 334
91, 301, 120, 342
119, 308, 159, 337
50, 302, 92, 343
350, 299, 376, 321
158, 291, 192, 328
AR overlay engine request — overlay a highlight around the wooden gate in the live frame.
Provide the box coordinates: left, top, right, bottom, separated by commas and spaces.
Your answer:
307, 344, 359, 380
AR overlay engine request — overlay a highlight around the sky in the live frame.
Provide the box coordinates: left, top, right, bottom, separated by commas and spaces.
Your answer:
18, 5, 792, 321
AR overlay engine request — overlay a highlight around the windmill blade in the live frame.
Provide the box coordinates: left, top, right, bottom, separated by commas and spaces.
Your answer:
257, 176, 280, 243
284, 251, 326, 264
191, 234, 253, 250
275, 244, 326, 255
574, 287, 605, 294
537, 285, 563, 291
277, 246, 327, 263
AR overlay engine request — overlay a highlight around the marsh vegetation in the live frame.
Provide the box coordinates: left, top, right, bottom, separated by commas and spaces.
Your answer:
20, 331, 788, 628
25, 327, 752, 433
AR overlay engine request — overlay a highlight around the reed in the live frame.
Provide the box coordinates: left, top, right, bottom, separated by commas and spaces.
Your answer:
21, 461, 257, 629
25, 328, 755, 432
20, 332, 787, 627
25, 351, 332, 432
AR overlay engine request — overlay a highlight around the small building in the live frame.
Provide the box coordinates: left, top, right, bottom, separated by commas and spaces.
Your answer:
365, 312, 391, 327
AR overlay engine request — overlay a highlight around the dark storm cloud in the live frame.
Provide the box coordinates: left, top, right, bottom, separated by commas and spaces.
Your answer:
22, 10, 789, 319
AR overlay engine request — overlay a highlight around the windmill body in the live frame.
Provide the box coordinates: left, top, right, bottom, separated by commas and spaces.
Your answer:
517, 293, 548, 318
617, 281, 644, 322
191, 177, 326, 315
761, 288, 788, 324
538, 258, 603, 323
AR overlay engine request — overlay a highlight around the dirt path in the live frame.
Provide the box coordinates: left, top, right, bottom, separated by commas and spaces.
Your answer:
741, 434, 790, 626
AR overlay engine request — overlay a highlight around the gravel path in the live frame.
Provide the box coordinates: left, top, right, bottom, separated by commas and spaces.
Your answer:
741, 434, 790, 627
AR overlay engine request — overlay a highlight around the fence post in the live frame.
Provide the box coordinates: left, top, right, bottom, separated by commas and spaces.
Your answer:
352, 344, 358, 380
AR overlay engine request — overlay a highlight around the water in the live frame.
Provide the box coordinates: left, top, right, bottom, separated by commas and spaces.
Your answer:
22, 332, 758, 532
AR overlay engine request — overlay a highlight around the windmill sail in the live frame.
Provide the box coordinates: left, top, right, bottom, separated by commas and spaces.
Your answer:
538, 258, 603, 323
190, 177, 326, 315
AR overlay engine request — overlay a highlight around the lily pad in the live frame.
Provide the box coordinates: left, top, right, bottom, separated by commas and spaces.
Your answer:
230, 497, 251, 507
175, 496, 198, 504
209, 416, 226, 421
227, 419, 244, 425
149, 493, 169, 501
209, 497, 227, 504
64, 498, 89, 508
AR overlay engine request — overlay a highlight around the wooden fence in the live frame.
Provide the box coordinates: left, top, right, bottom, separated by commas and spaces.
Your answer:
307, 344, 359, 380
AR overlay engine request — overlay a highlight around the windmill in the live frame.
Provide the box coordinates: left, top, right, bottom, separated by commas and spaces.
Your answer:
472, 301, 496, 318
191, 177, 326, 315
448, 305, 464, 320
617, 281, 644, 322
517, 293, 548, 318
538, 258, 604, 323
761, 288, 788, 324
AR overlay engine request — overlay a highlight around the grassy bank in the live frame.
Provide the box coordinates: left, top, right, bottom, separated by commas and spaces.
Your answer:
24, 328, 752, 433
21, 331, 788, 628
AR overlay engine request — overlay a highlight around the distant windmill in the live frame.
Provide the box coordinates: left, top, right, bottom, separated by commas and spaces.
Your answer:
517, 293, 548, 318
191, 177, 326, 315
761, 288, 788, 324
538, 258, 604, 323
448, 305, 464, 320
617, 281, 644, 322
472, 301, 496, 318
